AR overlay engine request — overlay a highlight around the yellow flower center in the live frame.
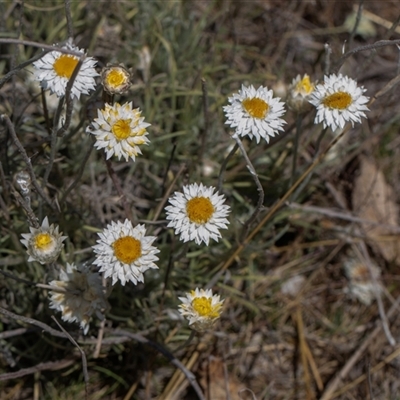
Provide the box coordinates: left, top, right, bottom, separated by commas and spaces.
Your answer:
53, 55, 79, 79
112, 119, 132, 140
192, 297, 219, 318
186, 197, 214, 224
322, 91, 352, 109
296, 75, 314, 94
242, 97, 269, 119
105, 69, 127, 88
34, 233, 53, 250
112, 236, 142, 264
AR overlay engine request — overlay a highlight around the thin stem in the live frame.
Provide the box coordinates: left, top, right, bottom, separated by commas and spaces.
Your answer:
64, 0, 74, 39
290, 114, 302, 188
105, 159, 134, 222
9, 186, 39, 228
0, 307, 69, 339
151, 163, 186, 225
334, 38, 400, 74
0, 161, 10, 202
287, 202, 400, 232
356, 243, 396, 346
349, 0, 364, 49
234, 136, 264, 241
43, 97, 65, 186
0, 269, 78, 295
0, 269, 38, 286
113, 329, 205, 400
0, 360, 75, 381
0, 52, 49, 89
52, 316, 89, 399
57, 57, 84, 137
93, 318, 106, 359
313, 127, 328, 157
198, 78, 209, 165
218, 143, 238, 193
324, 43, 332, 75
60, 138, 94, 204
40, 88, 51, 134
1, 114, 55, 209
0, 38, 84, 56
9, 1, 23, 112
358, 15, 400, 76
161, 140, 177, 195
173, 330, 197, 352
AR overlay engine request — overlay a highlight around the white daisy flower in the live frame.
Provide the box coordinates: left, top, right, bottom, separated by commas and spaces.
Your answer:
87, 102, 150, 162
92, 219, 159, 286
49, 263, 109, 335
223, 84, 286, 143
32, 39, 98, 100
101, 64, 132, 94
165, 183, 230, 246
287, 74, 315, 113
20, 217, 67, 264
309, 73, 369, 132
178, 288, 224, 332
344, 259, 381, 306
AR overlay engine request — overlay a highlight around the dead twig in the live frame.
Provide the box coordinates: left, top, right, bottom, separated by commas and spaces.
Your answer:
0, 359, 75, 381
334, 38, 400, 73
320, 295, 400, 400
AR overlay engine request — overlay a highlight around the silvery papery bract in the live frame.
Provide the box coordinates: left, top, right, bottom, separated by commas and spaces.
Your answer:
92, 219, 159, 286
165, 183, 230, 246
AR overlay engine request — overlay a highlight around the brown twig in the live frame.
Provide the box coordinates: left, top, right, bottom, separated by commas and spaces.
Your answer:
294, 307, 314, 400
320, 295, 400, 400
331, 345, 400, 398
0, 359, 75, 381
287, 202, 400, 233
334, 38, 400, 74
0, 327, 31, 340
93, 318, 106, 359
0, 307, 70, 339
